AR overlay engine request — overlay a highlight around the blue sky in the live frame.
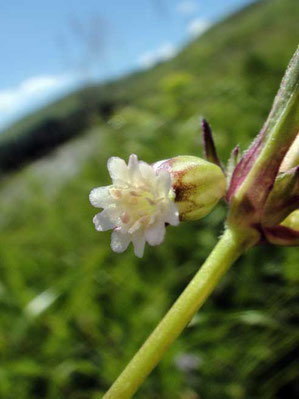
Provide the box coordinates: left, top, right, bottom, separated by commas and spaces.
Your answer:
0, 0, 255, 130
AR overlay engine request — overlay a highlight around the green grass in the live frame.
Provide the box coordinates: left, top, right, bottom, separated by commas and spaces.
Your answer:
0, 0, 299, 398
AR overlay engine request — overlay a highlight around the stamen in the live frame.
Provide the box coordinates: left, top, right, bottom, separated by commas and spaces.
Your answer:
130, 191, 140, 197
110, 188, 122, 199
146, 197, 156, 206
120, 212, 130, 224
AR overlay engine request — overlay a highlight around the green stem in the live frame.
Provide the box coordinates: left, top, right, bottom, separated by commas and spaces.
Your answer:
102, 228, 252, 399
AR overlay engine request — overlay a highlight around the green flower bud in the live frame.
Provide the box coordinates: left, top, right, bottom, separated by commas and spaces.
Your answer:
154, 155, 226, 221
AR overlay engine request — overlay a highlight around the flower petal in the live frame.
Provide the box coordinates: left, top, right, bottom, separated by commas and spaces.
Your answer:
107, 157, 129, 184
89, 186, 111, 208
128, 154, 142, 182
132, 234, 146, 258
90, 154, 181, 257
111, 231, 131, 253
156, 170, 172, 196
93, 209, 116, 231
139, 161, 156, 181
163, 202, 180, 226
145, 221, 166, 246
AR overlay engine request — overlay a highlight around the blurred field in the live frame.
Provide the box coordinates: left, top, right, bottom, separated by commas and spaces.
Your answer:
0, 0, 299, 398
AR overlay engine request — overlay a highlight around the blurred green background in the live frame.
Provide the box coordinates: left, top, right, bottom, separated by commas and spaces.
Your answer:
0, 0, 299, 398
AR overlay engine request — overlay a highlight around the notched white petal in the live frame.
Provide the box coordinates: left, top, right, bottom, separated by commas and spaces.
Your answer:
132, 234, 146, 258
128, 154, 142, 182
139, 161, 156, 181
145, 222, 166, 246
107, 157, 129, 183
156, 170, 172, 196
164, 202, 180, 226
111, 231, 131, 253
93, 210, 116, 232
89, 186, 111, 208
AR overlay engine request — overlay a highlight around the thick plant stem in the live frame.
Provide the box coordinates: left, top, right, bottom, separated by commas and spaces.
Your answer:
102, 228, 254, 399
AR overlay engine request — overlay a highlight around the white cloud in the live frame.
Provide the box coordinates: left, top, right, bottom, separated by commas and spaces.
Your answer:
176, 1, 197, 15
0, 74, 76, 130
187, 18, 211, 37
138, 43, 177, 69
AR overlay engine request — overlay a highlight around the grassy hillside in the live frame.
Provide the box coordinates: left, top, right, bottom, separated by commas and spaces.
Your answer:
1, 0, 299, 172
0, 1, 298, 398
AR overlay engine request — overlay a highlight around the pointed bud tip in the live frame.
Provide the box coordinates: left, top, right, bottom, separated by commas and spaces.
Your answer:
200, 118, 224, 172
201, 117, 209, 130
232, 145, 240, 157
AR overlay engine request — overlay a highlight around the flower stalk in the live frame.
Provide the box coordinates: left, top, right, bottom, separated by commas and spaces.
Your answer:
102, 228, 252, 399
97, 48, 299, 399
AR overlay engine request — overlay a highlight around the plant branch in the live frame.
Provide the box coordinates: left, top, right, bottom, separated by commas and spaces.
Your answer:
102, 227, 254, 399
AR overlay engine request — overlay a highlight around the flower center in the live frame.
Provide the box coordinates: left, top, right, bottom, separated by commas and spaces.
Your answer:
110, 186, 162, 230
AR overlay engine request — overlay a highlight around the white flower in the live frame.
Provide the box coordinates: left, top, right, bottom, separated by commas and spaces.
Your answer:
89, 154, 179, 257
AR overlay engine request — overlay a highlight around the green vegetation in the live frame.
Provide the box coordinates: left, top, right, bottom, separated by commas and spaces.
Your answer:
0, 0, 298, 398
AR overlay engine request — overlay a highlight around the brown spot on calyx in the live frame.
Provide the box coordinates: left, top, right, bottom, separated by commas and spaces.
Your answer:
174, 182, 196, 201
173, 168, 191, 179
